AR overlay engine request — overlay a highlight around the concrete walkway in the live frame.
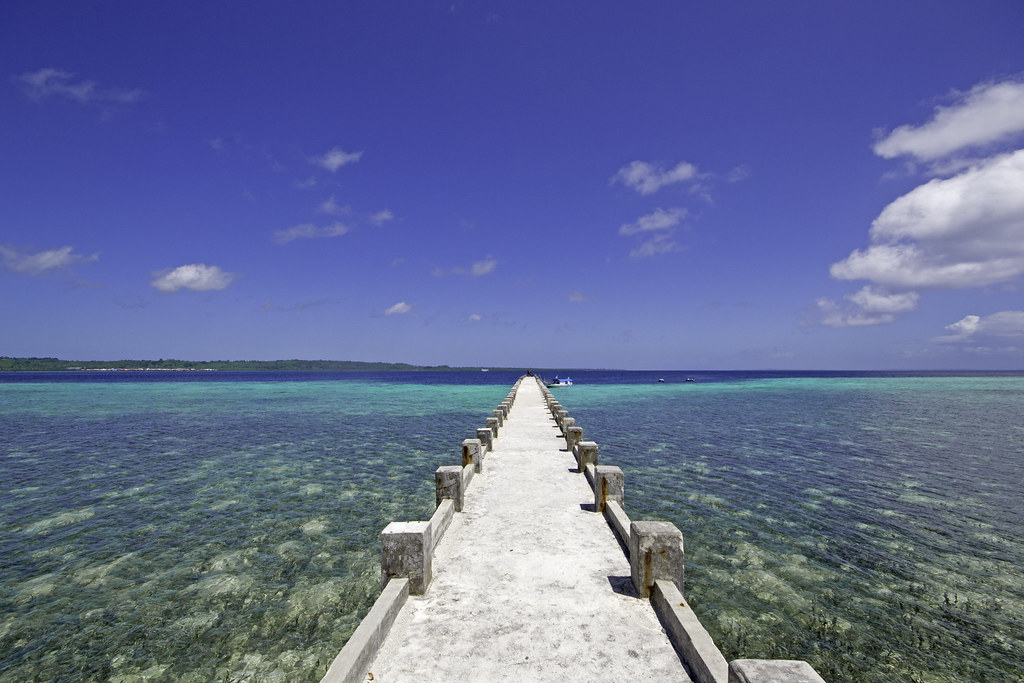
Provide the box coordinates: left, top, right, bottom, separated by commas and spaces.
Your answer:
366, 379, 692, 682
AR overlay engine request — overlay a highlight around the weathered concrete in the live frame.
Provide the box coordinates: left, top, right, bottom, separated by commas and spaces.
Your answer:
366, 378, 691, 681
476, 427, 493, 451
728, 660, 826, 683
429, 500, 454, 552
630, 520, 685, 598
594, 465, 624, 513
485, 416, 499, 437
565, 425, 583, 451
435, 465, 465, 511
576, 440, 599, 471
461, 438, 483, 473
380, 521, 432, 595
652, 580, 729, 683
320, 578, 410, 683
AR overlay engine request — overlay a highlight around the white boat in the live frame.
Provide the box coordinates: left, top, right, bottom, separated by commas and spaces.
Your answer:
546, 376, 573, 387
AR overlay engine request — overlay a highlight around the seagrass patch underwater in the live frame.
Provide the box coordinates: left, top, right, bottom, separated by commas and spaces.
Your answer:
559, 373, 1024, 682
0, 372, 511, 681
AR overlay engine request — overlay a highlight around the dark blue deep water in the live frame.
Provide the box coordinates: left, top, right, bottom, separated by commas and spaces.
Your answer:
2, 370, 1022, 681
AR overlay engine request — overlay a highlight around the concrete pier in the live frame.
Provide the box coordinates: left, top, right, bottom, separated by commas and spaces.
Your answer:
322, 377, 825, 683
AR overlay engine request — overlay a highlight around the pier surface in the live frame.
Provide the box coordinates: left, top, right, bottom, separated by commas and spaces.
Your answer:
366, 379, 692, 681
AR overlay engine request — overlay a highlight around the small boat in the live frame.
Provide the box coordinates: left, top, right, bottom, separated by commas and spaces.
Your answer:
658, 378, 665, 383
480, 368, 489, 372
546, 376, 573, 387
686, 378, 695, 382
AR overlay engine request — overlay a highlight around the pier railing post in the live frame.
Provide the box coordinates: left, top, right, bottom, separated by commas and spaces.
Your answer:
565, 425, 583, 452
629, 521, 684, 599
462, 438, 483, 473
594, 465, 624, 512
435, 465, 465, 512
485, 417, 499, 438
381, 521, 432, 595
476, 427, 493, 451
576, 441, 599, 470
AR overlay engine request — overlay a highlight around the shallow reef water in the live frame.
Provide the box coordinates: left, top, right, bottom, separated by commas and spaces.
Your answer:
2, 370, 1023, 682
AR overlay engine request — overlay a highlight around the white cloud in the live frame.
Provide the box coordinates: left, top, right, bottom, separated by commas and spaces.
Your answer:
630, 233, 678, 259
385, 301, 412, 315
312, 147, 362, 172
467, 313, 483, 321
274, 222, 350, 244
831, 149, 1024, 290
874, 78, 1024, 161
618, 207, 686, 236
369, 209, 394, 226
817, 287, 920, 327
151, 264, 238, 293
17, 68, 144, 105
933, 311, 1024, 343
318, 195, 351, 216
568, 291, 593, 302
0, 245, 98, 274
471, 258, 497, 276
610, 160, 699, 195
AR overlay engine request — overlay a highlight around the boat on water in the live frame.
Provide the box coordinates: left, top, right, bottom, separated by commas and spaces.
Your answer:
546, 376, 573, 387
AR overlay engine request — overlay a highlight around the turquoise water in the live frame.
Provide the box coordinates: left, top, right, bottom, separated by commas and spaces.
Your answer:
2, 372, 1022, 681
563, 376, 1024, 682
1, 375, 508, 681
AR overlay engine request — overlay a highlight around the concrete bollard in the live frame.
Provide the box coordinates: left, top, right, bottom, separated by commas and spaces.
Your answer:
381, 521, 432, 595
492, 409, 504, 427
485, 417, 499, 438
576, 441, 599, 470
435, 465, 465, 512
565, 425, 583, 451
728, 660, 826, 683
462, 438, 483, 473
560, 416, 575, 436
629, 521, 684, 598
594, 465, 624, 512
476, 427, 493, 451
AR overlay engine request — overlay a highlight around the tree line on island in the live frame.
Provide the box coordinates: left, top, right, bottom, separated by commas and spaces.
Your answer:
0, 357, 494, 372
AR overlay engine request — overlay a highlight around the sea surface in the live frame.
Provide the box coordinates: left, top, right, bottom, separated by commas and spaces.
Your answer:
1, 370, 1022, 682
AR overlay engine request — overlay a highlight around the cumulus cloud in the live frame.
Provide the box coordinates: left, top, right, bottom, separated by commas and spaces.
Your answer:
385, 301, 412, 315
933, 311, 1024, 343
0, 245, 98, 274
17, 68, 145, 105
467, 313, 483, 322
151, 264, 238, 293
823, 77, 1024, 328
611, 160, 699, 194
817, 287, 920, 327
830, 150, 1024, 290
312, 147, 362, 172
274, 222, 350, 244
318, 195, 351, 216
618, 208, 686, 258
630, 233, 679, 258
369, 209, 394, 226
618, 207, 686, 235
568, 291, 593, 302
874, 78, 1024, 161
471, 258, 497, 276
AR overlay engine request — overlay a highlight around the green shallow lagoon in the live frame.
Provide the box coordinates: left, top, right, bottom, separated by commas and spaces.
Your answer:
2, 371, 1023, 681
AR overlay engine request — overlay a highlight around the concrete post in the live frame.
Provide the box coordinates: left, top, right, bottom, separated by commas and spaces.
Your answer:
576, 441, 599, 470
485, 417, 499, 438
594, 465, 624, 512
462, 438, 483, 473
435, 465, 465, 512
559, 415, 574, 435
629, 521, 684, 598
565, 425, 583, 452
728, 660, 826, 683
492, 409, 504, 427
476, 427, 493, 451
381, 521, 432, 595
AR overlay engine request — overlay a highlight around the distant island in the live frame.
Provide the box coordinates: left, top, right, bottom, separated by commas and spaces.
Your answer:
0, 357, 493, 372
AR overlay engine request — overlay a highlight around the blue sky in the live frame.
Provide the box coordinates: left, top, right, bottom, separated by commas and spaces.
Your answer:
3, 1, 1024, 369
